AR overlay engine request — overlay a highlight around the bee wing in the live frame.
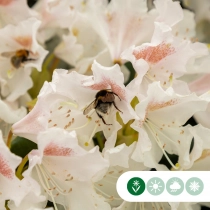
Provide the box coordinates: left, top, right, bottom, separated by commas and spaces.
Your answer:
83, 100, 96, 115
1, 51, 16, 58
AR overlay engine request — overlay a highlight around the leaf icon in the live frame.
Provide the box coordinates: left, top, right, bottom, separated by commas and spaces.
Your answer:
132, 185, 140, 193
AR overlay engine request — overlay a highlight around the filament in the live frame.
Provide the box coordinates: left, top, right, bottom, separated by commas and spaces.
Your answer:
35, 162, 75, 210
144, 122, 179, 170
60, 101, 78, 108
36, 165, 58, 210
104, 173, 119, 179
101, 178, 117, 185
66, 116, 92, 131
94, 185, 122, 201
84, 123, 98, 146
146, 119, 179, 146
160, 202, 165, 210
145, 72, 172, 89
135, 202, 137, 210
151, 202, 157, 210
41, 162, 71, 195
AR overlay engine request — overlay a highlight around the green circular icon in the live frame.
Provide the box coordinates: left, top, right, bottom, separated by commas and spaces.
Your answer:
166, 177, 184, 195
127, 177, 145, 196
185, 177, 204, 196
147, 177, 165, 195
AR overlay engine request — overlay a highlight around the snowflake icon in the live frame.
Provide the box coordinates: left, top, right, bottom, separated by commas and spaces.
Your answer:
189, 181, 200, 192
186, 177, 204, 196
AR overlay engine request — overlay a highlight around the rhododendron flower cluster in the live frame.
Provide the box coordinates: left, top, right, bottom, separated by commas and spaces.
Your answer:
0, 0, 210, 210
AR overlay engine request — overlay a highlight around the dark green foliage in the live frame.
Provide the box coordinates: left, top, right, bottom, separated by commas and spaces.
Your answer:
10, 136, 37, 158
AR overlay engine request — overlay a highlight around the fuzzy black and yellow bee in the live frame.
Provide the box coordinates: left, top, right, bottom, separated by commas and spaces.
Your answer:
1, 49, 35, 69
83, 89, 122, 125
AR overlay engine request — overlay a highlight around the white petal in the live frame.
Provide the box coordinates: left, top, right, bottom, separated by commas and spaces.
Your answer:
0, 99, 26, 124
154, 0, 183, 27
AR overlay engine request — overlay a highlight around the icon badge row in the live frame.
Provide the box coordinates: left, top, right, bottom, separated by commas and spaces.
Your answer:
127, 177, 204, 196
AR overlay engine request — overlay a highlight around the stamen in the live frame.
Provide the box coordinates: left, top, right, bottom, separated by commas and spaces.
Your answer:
145, 72, 172, 89
146, 119, 179, 146
100, 179, 117, 185
104, 172, 119, 179
160, 202, 165, 210
60, 101, 78, 108
94, 185, 122, 201
41, 163, 71, 195
144, 122, 179, 170
84, 123, 98, 146
35, 166, 58, 210
66, 116, 92, 131
135, 202, 137, 210
156, 202, 161, 210
36, 163, 75, 210
151, 202, 157, 210
145, 72, 156, 82
169, 73, 173, 86
139, 203, 142, 210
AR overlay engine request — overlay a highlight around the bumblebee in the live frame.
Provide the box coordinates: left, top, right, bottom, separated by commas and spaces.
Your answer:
83, 89, 122, 125
1, 49, 35, 69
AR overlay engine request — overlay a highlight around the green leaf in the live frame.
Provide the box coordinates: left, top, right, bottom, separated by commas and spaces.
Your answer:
10, 136, 37, 158
124, 61, 136, 86
28, 65, 52, 99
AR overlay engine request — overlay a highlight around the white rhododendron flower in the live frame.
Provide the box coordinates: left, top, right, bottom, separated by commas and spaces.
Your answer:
97, 142, 149, 207
0, 92, 31, 141
154, 0, 184, 27
0, 131, 45, 210
54, 12, 106, 74
113, 201, 178, 210
131, 82, 208, 170
12, 60, 136, 149
33, 0, 71, 43
189, 82, 210, 129
171, 9, 196, 40
121, 22, 196, 95
187, 149, 210, 171
188, 124, 210, 163
0, 98, 26, 124
34, 0, 90, 43
87, 0, 156, 64
23, 128, 110, 210
182, 0, 210, 23
0, 17, 48, 101
0, 0, 37, 27
0, 0, 210, 209
54, 33, 84, 68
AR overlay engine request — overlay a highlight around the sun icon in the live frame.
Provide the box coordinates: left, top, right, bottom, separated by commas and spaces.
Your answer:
149, 180, 163, 193
147, 178, 165, 195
